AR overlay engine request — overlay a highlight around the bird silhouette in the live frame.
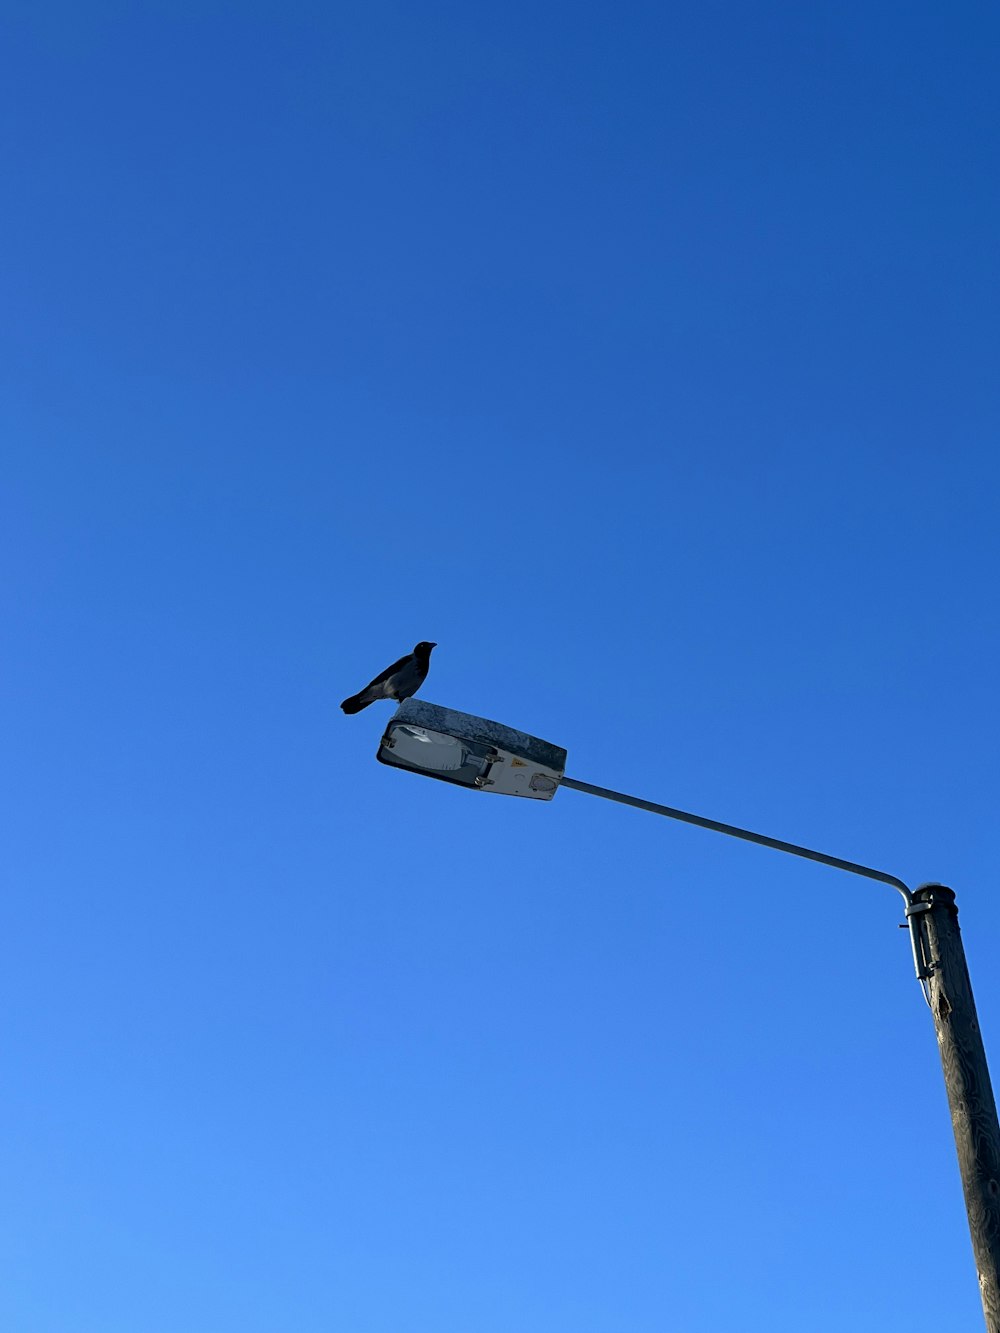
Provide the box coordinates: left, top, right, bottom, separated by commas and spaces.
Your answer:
340, 641, 437, 714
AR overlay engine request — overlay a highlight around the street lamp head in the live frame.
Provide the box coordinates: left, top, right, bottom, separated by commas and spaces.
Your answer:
377, 699, 566, 799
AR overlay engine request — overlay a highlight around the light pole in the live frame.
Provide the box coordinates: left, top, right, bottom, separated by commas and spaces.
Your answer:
376, 698, 1000, 1331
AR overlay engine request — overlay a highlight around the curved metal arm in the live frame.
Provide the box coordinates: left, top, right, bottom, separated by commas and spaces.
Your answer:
560, 775, 929, 989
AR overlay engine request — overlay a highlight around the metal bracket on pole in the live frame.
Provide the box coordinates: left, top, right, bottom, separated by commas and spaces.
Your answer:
905, 897, 936, 1005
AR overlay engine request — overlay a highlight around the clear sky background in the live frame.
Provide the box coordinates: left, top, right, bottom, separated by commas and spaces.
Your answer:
3, 2, 999, 1330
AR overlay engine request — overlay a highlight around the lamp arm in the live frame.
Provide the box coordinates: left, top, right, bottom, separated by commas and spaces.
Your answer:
560, 775, 929, 991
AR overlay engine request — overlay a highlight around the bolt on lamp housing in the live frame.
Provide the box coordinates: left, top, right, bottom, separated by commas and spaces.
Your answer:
377, 699, 566, 799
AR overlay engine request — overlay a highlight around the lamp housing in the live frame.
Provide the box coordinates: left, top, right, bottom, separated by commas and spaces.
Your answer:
377, 699, 566, 800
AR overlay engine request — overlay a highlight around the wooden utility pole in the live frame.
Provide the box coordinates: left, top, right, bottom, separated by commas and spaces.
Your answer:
517, 779, 1000, 1327
912, 884, 1000, 1332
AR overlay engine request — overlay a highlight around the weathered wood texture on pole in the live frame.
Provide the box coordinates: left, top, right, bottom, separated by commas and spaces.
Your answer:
915, 884, 1000, 1332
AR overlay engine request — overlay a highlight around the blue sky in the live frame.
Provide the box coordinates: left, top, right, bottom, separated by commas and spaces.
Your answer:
3, 2, 999, 1330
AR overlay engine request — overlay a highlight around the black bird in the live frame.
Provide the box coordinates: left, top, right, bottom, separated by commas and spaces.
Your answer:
340, 641, 437, 714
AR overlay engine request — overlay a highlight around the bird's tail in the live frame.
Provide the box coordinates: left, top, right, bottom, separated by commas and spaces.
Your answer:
340, 692, 371, 714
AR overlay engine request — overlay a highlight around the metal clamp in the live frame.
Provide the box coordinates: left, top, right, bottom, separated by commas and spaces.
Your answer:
906, 900, 934, 916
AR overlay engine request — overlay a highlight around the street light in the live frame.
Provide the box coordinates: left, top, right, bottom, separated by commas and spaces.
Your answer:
377, 699, 565, 799
375, 698, 1000, 1332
